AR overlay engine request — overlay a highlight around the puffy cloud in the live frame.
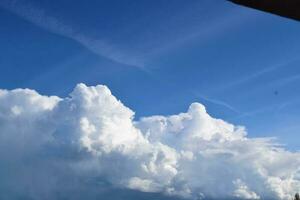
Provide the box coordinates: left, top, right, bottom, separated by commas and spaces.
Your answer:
233, 179, 260, 199
0, 83, 299, 200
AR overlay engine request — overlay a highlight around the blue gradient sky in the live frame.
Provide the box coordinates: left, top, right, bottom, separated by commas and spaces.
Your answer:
1, 0, 300, 150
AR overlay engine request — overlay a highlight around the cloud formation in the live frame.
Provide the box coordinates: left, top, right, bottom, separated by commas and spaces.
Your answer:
0, 0, 144, 68
0, 84, 299, 200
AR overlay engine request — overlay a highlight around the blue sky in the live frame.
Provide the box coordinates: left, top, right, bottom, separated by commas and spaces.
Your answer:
1, 0, 300, 151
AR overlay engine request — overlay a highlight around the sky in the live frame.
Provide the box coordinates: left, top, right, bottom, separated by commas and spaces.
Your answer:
0, 1, 300, 200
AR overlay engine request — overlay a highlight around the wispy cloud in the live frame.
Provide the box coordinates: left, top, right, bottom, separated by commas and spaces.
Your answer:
220, 58, 300, 91
193, 91, 240, 113
277, 97, 300, 111
233, 105, 275, 120
234, 71, 300, 100
272, 73, 300, 87
147, 4, 257, 59
233, 96, 300, 120
0, 0, 145, 69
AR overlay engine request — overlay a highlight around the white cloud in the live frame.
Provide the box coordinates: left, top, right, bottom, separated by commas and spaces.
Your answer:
0, 0, 144, 68
233, 179, 260, 199
0, 83, 299, 200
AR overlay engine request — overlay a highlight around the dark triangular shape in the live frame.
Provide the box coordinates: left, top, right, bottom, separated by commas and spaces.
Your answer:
228, 0, 300, 21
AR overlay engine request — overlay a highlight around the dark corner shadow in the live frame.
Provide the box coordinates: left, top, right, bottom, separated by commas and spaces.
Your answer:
228, 0, 300, 21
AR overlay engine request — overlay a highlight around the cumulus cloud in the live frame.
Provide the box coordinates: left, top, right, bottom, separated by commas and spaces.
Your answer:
0, 84, 299, 200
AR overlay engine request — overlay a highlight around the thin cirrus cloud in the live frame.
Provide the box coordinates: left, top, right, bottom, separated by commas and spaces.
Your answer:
192, 91, 240, 114
0, 0, 145, 69
147, 5, 256, 59
0, 0, 256, 72
0, 83, 299, 200
216, 57, 300, 93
